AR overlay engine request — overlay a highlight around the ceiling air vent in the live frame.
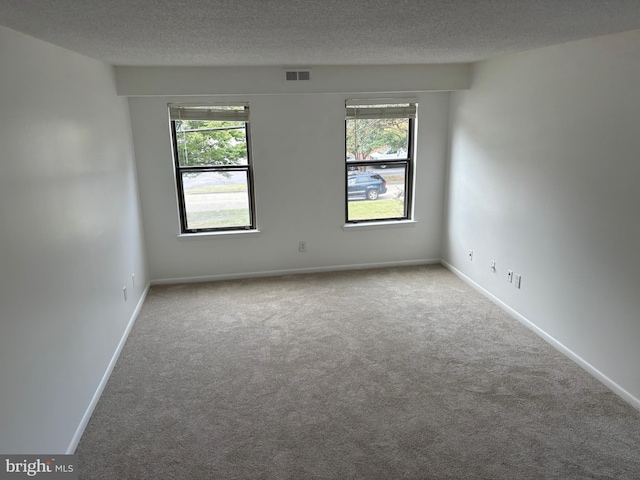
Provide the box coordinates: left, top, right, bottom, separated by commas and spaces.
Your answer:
284, 69, 311, 81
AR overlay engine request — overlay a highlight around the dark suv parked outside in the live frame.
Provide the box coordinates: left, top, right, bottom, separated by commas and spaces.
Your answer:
347, 172, 387, 200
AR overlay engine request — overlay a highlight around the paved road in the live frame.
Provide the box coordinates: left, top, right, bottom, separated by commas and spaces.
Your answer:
182, 166, 404, 191
184, 181, 404, 211
184, 191, 249, 211
182, 168, 405, 211
183, 172, 245, 190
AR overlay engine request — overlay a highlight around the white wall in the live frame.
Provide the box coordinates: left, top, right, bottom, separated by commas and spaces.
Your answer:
115, 64, 470, 96
444, 30, 640, 404
129, 90, 450, 282
0, 26, 148, 452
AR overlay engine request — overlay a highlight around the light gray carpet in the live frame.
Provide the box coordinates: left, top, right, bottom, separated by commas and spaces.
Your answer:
77, 265, 640, 479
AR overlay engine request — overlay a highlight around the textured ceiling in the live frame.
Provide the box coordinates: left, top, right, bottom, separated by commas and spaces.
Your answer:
1, 0, 640, 67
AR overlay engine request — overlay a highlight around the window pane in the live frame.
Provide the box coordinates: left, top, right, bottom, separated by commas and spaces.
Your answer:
347, 164, 407, 221
175, 120, 248, 167
182, 171, 251, 229
346, 117, 409, 161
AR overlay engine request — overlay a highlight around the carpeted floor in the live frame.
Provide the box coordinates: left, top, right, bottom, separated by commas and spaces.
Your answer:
77, 265, 640, 479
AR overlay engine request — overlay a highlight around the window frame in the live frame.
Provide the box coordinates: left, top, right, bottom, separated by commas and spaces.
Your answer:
169, 103, 257, 234
345, 101, 416, 224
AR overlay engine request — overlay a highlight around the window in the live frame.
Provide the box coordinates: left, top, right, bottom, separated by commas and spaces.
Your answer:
345, 101, 416, 223
169, 104, 256, 233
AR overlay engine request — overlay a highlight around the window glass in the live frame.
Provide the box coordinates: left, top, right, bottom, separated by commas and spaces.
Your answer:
181, 171, 251, 230
345, 102, 415, 223
346, 117, 409, 162
170, 104, 255, 233
346, 164, 408, 221
175, 120, 248, 167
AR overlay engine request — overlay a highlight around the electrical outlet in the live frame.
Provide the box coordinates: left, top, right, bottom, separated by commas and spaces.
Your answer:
299, 241, 307, 253
123, 286, 128, 302
507, 270, 513, 283
514, 274, 521, 289
491, 261, 496, 272
468, 250, 473, 261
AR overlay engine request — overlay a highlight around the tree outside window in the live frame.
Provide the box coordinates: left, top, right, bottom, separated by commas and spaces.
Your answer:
170, 104, 256, 233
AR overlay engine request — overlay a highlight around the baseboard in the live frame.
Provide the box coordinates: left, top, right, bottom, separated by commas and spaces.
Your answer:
440, 260, 640, 412
66, 282, 151, 454
151, 259, 441, 285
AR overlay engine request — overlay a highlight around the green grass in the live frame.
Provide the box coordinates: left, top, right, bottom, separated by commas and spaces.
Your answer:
348, 198, 405, 221
185, 184, 246, 194
186, 209, 250, 229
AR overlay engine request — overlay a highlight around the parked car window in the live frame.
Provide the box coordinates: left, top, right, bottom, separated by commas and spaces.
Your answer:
169, 104, 256, 233
345, 101, 416, 223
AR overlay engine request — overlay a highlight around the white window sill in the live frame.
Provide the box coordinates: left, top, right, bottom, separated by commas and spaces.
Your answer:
343, 220, 417, 231
177, 229, 260, 239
